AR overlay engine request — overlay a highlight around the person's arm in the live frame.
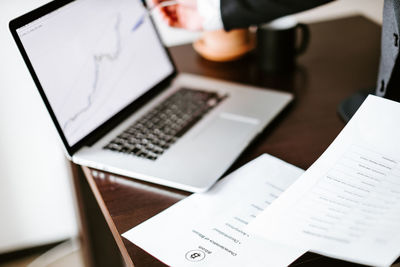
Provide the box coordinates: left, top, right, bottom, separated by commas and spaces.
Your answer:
154, 0, 334, 31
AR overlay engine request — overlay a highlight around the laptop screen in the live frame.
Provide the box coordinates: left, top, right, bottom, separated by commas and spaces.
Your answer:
16, 0, 174, 146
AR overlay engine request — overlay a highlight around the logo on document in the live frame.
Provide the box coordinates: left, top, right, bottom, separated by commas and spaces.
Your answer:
185, 250, 206, 262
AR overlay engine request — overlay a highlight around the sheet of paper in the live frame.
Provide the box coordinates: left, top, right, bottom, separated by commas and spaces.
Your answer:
122, 154, 306, 266
248, 95, 400, 267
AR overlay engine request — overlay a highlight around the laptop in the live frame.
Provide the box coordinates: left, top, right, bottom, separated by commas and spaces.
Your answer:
9, 0, 293, 192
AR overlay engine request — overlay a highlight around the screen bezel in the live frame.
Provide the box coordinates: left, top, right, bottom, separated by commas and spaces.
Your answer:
9, 0, 177, 157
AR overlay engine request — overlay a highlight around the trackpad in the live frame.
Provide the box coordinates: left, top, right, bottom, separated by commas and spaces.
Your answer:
193, 114, 258, 152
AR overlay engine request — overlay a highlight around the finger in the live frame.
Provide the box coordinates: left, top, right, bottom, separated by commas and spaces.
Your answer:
169, 20, 182, 28
167, 17, 181, 27
157, 6, 167, 15
164, 6, 179, 22
161, 12, 179, 25
157, 5, 174, 20
165, 5, 177, 14
168, 10, 178, 20
161, 12, 174, 24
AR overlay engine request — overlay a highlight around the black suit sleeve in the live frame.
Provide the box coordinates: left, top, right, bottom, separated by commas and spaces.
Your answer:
221, 0, 335, 30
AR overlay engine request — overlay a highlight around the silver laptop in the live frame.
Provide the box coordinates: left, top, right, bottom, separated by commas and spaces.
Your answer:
10, 0, 292, 192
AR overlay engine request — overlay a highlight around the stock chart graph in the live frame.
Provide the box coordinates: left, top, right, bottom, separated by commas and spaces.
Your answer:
62, 14, 123, 133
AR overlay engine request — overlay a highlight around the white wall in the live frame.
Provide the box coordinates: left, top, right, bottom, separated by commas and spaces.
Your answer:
0, 0, 383, 255
0, 1, 77, 253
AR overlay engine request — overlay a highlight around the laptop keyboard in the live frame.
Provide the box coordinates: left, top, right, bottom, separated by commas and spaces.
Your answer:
103, 88, 227, 161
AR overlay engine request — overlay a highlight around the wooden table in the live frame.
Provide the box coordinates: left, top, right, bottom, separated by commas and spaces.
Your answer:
72, 16, 384, 267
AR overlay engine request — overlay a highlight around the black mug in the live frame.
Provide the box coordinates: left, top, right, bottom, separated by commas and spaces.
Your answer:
256, 16, 310, 72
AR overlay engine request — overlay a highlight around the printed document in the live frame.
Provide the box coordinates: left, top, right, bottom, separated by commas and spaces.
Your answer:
248, 95, 400, 267
122, 154, 306, 266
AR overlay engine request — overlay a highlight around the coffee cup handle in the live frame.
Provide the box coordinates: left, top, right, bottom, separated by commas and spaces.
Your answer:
295, 23, 310, 55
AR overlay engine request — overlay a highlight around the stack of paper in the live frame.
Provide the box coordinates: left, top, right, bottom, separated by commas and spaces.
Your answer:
123, 154, 306, 266
123, 95, 400, 267
248, 95, 400, 267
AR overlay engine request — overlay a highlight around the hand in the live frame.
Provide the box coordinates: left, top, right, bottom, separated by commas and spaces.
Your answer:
153, 0, 204, 31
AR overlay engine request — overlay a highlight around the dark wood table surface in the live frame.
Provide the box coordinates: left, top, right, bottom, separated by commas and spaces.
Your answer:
72, 16, 386, 267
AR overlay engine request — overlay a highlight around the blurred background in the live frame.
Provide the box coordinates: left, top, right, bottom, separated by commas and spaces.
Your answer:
0, 0, 383, 266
